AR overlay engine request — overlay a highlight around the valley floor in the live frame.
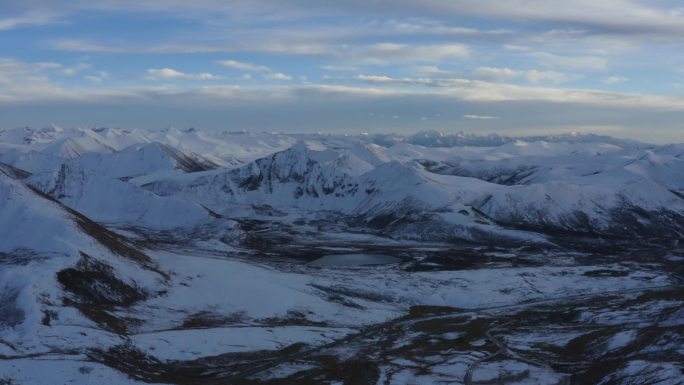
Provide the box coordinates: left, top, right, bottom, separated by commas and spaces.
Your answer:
2, 237, 682, 385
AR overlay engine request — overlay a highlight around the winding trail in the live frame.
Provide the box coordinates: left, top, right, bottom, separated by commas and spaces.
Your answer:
464, 320, 514, 385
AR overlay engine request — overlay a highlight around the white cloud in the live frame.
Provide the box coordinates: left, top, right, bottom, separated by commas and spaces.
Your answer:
603, 76, 628, 84
243, 42, 335, 56
263, 72, 292, 80
124, 42, 472, 67
51, 39, 127, 53
50, 38, 338, 56
412, 65, 452, 76
374, 0, 684, 37
0, 59, 62, 83
532, 52, 608, 71
503, 44, 530, 51
0, 58, 101, 103
0, 10, 61, 30
84, 71, 110, 82
361, 43, 470, 64
385, 19, 512, 37
473, 67, 574, 84
473, 67, 523, 82
357, 75, 394, 83
216, 59, 271, 72
321, 65, 358, 72
147, 68, 218, 80
525, 70, 572, 84
348, 73, 684, 110
357, 74, 432, 85
18, 1, 684, 38
62, 63, 91, 76
464, 114, 500, 120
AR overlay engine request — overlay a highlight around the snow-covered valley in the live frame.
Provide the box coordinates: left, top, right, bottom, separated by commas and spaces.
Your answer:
1, 127, 682, 384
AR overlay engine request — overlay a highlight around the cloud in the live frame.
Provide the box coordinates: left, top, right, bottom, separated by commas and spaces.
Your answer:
49, 38, 339, 56
2, 1, 684, 144
50, 39, 129, 53
525, 70, 573, 84
216, 59, 271, 72
473, 67, 574, 84
361, 43, 470, 64
10, 0, 684, 56
50, 39, 224, 54
18, 1, 684, 37
472, 67, 523, 82
0, 10, 61, 30
263, 72, 292, 80
146, 68, 218, 80
384, 19, 512, 38
357, 74, 433, 85
2, 65, 684, 143
352, 74, 656, 110
503, 44, 531, 51
412, 65, 452, 76
62, 63, 91, 76
361, 1, 684, 38
0, 58, 123, 104
3, 58, 683, 115
531, 52, 608, 71
321, 65, 358, 72
351, 73, 684, 111
4, 82, 683, 144
463, 114, 500, 120
603, 76, 628, 84
0, 59, 62, 84
84, 71, 110, 82
50, 39, 472, 69
248, 42, 335, 56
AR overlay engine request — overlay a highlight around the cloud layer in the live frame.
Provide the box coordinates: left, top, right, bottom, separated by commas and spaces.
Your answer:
0, 1, 683, 142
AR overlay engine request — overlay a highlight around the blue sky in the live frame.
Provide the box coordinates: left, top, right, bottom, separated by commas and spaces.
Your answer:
1, 1, 684, 142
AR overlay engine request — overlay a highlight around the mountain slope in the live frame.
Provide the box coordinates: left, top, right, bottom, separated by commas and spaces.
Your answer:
0, 168, 164, 349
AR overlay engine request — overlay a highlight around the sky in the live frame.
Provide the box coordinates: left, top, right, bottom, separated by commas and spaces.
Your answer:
1, 1, 684, 142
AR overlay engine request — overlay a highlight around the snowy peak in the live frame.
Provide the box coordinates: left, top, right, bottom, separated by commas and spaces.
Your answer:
0, 171, 149, 265
41, 136, 114, 159
157, 143, 218, 173
2, 127, 683, 243
26, 160, 214, 230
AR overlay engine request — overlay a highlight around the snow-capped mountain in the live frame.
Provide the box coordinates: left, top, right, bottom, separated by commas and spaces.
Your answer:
1, 126, 682, 246
19, 142, 225, 229
1, 127, 683, 385
140, 137, 684, 244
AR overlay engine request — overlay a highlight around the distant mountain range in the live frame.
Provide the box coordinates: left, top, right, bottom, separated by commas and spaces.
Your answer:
1, 126, 680, 247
